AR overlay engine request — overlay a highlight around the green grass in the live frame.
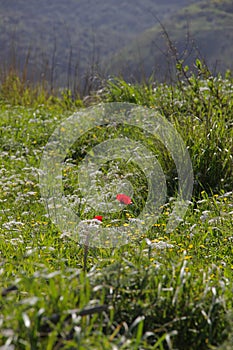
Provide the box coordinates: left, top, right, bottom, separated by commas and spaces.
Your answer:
0, 66, 233, 349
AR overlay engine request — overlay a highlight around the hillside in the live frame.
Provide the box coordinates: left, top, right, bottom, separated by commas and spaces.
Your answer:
108, 0, 233, 81
0, 0, 232, 88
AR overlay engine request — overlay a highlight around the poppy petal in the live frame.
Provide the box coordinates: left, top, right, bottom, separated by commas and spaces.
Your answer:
93, 215, 103, 221
116, 194, 132, 205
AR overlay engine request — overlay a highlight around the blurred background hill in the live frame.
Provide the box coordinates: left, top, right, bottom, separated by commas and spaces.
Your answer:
0, 0, 232, 93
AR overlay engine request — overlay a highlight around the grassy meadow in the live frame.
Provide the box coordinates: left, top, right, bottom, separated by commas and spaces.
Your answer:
0, 62, 233, 349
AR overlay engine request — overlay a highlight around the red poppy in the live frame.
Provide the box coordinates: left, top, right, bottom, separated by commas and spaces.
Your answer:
116, 193, 132, 205
93, 215, 103, 221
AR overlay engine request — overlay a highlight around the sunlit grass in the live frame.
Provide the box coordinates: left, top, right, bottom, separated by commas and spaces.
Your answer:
0, 68, 233, 349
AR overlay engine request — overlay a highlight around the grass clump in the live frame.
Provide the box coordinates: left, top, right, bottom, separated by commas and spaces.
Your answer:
102, 64, 233, 195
